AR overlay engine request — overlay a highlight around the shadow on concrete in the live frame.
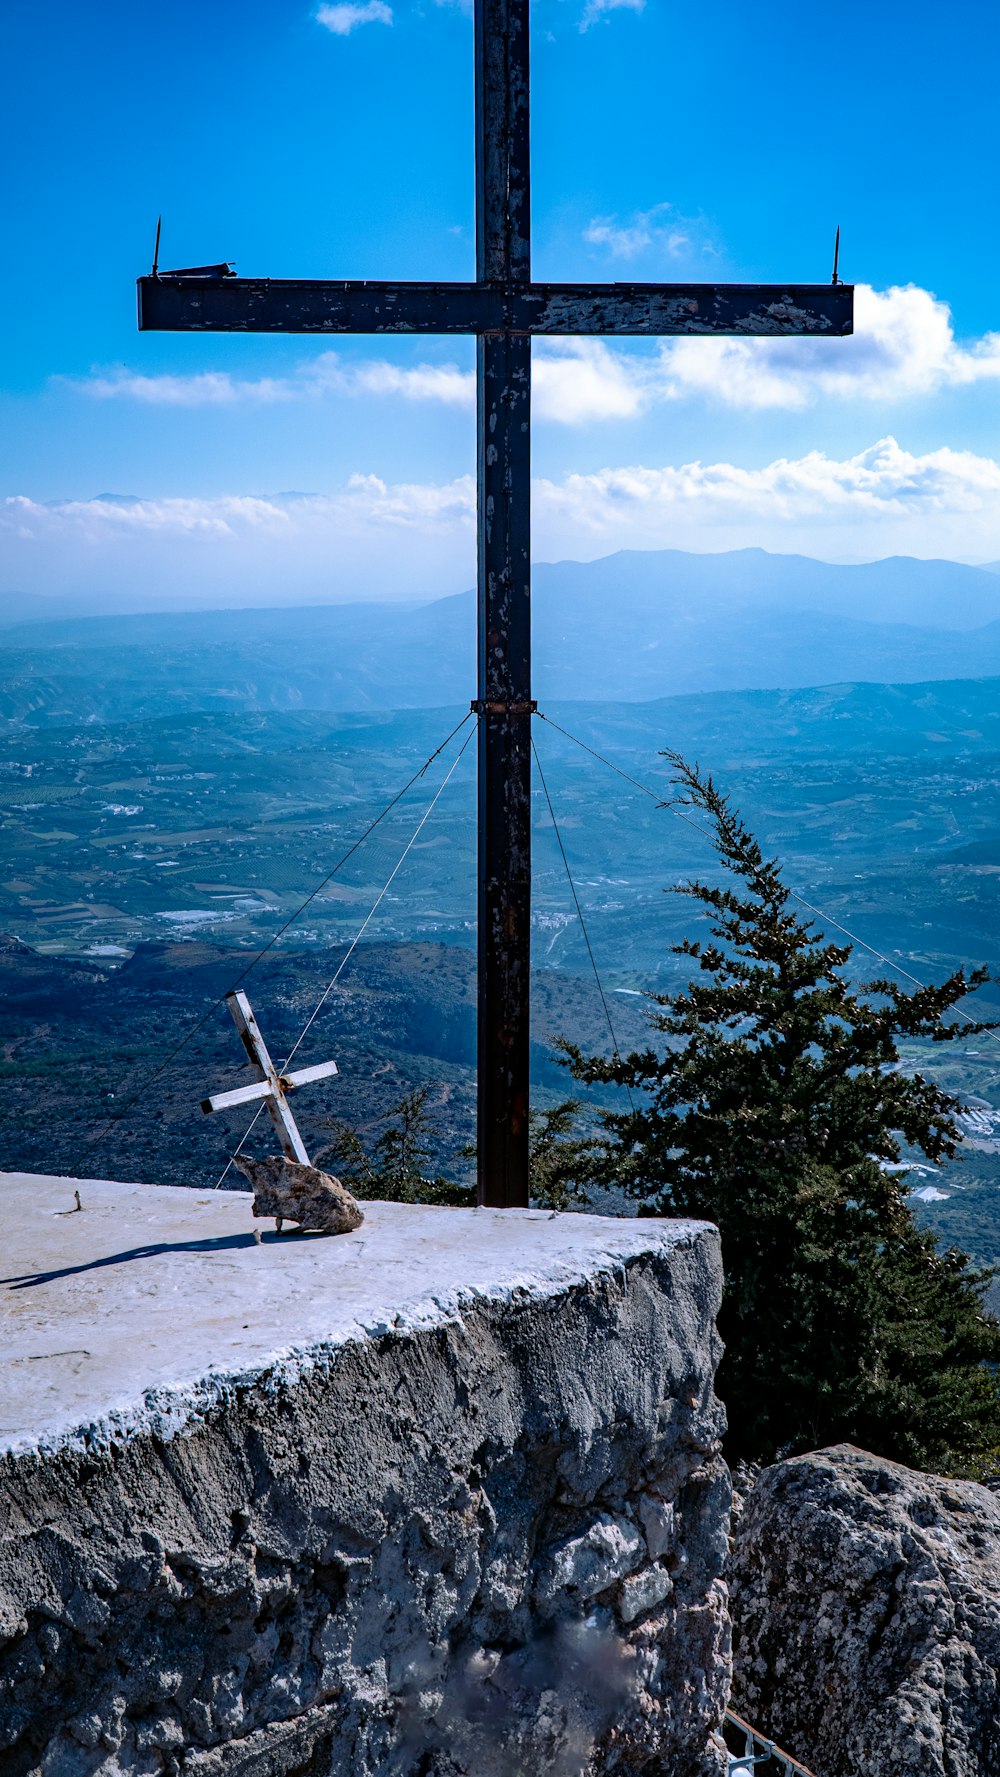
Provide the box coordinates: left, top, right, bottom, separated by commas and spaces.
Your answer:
2, 1226, 330, 1290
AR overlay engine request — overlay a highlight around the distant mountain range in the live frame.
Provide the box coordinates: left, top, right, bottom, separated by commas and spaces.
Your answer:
6, 547, 1000, 722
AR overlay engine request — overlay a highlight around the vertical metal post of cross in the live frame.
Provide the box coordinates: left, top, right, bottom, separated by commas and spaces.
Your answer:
200, 990, 339, 1165
475, 0, 532, 1214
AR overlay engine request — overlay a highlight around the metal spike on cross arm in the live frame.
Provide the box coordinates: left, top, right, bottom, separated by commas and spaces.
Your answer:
201, 991, 338, 1167
139, 0, 854, 1211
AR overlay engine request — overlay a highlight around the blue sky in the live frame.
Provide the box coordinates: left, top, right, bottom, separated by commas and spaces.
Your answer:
4, 0, 1000, 606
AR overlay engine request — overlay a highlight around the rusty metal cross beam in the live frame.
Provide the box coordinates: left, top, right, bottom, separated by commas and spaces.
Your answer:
137, 0, 853, 1209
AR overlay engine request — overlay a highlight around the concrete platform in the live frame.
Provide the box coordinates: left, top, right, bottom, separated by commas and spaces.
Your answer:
3, 1170, 709, 1456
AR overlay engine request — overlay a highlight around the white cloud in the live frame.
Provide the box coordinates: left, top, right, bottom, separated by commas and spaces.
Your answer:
80, 370, 295, 406
533, 341, 644, 423
532, 437, 1000, 560
3, 492, 296, 540
653, 283, 1000, 410
8, 440, 1000, 607
316, 0, 392, 34
580, 0, 644, 30
2, 479, 475, 542
77, 340, 632, 424
0, 481, 476, 604
542, 285, 1000, 414
536, 285, 1000, 415
76, 352, 474, 410
345, 361, 473, 407
583, 202, 713, 261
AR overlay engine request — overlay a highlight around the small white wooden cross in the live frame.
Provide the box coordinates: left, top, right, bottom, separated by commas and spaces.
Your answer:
201, 989, 338, 1165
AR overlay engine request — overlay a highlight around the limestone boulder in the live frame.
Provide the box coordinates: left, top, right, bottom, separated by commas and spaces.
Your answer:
729, 1443, 1000, 1777
234, 1153, 364, 1233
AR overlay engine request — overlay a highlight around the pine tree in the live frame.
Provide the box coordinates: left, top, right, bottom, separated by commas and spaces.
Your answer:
317, 1088, 474, 1206
528, 1099, 592, 1210
563, 753, 1000, 1471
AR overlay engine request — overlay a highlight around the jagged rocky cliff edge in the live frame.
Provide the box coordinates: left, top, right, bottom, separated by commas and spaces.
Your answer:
730, 1444, 1000, 1777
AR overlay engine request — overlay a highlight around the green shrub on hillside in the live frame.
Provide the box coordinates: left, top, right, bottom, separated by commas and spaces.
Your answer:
318, 1087, 475, 1207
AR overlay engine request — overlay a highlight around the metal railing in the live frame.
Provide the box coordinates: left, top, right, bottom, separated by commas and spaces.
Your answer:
718, 1709, 818, 1776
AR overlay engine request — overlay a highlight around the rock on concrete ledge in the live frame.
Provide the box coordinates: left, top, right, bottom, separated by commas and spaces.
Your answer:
0, 1172, 730, 1776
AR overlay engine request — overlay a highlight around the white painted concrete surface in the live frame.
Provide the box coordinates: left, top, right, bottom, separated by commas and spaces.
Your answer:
1, 1171, 711, 1457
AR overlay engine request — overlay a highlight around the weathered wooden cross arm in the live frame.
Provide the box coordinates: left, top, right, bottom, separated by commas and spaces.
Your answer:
138, 276, 853, 337
201, 1059, 339, 1116
201, 990, 338, 1166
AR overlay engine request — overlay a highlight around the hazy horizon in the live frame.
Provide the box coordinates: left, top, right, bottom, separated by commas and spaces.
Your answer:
5, 539, 1000, 625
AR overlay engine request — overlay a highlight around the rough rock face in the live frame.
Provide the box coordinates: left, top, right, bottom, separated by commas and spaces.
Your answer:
234, 1154, 364, 1234
730, 1444, 1000, 1777
0, 1178, 730, 1777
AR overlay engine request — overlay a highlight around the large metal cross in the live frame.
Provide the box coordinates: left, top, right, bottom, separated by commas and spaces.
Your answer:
137, 0, 853, 1210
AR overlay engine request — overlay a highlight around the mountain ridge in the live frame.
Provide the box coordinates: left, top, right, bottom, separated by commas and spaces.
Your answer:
6, 547, 1000, 723
5, 543, 1000, 633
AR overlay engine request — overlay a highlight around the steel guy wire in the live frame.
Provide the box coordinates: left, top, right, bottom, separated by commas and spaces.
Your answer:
722, 1709, 817, 1776
535, 708, 1000, 1046
531, 734, 634, 1113
215, 718, 478, 1187
69, 711, 476, 1173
